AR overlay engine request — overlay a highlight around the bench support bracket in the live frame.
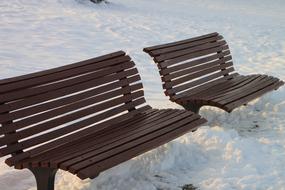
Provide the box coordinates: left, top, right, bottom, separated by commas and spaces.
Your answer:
182, 102, 202, 114
29, 168, 58, 190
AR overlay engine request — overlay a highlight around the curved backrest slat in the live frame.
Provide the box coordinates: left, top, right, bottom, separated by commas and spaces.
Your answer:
0, 51, 148, 159
144, 32, 237, 100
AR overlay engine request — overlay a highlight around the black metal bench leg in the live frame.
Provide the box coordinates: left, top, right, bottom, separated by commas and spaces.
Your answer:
182, 103, 202, 114
29, 168, 58, 190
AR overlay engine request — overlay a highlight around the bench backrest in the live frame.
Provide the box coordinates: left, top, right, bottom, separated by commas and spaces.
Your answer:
0, 51, 148, 163
144, 32, 237, 101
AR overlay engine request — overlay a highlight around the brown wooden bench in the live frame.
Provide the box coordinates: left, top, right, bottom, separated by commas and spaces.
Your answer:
143, 32, 284, 113
0, 51, 206, 190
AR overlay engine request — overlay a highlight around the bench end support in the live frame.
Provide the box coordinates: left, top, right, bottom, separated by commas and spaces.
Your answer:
29, 168, 58, 190
182, 103, 202, 114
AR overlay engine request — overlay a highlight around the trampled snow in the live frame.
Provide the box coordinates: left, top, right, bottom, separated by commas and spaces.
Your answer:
0, 0, 285, 189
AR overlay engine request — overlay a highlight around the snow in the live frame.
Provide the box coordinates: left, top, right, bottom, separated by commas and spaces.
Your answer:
0, 0, 284, 189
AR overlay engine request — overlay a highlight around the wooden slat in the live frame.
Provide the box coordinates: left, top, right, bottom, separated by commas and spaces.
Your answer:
23, 96, 145, 157
0, 90, 144, 147
0, 97, 148, 157
164, 62, 233, 88
0, 82, 142, 135
0, 66, 139, 115
174, 73, 239, 101
143, 32, 219, 52
155, 41, 227, 63
162, 56, 232, 81
168, 68, 235, 95
16, 109, 160, 169
213, 75, 270, 103
5, 105, 152, 165
160, 45, 229, 67
217, 76, 278, 104
57, 110, 180, 170
31, 109, 163, 168
3, 88, 145, 158
77, 118, 206, 179
0, 51, 125, 86
67, 111, 198, 173
160, 50, 231, 75
150, 35, 223, 56
225, 81, 284, 111
0, 61, 137, 103
0, 78, 141, 124
204, 75, 260, 100
0, 56, 131, 94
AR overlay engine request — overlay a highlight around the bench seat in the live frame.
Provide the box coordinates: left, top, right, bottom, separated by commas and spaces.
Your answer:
143, 32, 284, 113
14, 107, 204, 180
178, 74, 283, 112
0, 51, 206, 189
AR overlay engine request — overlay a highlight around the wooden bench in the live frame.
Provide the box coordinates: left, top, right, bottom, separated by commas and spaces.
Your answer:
143, 32, 284, 113
0, 51, 207, 190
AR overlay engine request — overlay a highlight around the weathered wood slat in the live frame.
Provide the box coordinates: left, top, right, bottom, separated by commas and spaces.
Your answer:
0, 91, 144, 148
164, 62, 233, 87
217, 76, 277, 104
155, 41, 227, 62
0, 68, 140, 115
37, 109, 163, 168
68, 112, 198, 174
159, 45, 229, 67
6, 93, 145, 157
143, 32, 218, 52
167, 67, 235, 94
77, 118, 206, 179
202, 75, 259, 100
0, 83, 142, 135
0, 51, 125, 86
150, 35, 223, 56
18, 109, 160, 168
0, 56, 131, 94
0, 79, 141, 124
206, 75, 263, 101
162, 56, 232, 81
1, 97, 148, 157
160, 51, 231, 75
0, 62, 137, 103
188, 75, 258, 100
59, 110, 182, 171
173, 74, 238, 100
225, 81, 284, 111
6, 105, 152, 166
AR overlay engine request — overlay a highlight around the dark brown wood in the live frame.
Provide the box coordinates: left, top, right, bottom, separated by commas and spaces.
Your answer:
77, 118, 206, 180
160, 50, 231, 75
143, 32, 218, 52
0, 50, 207, 190
0, 51, 125, 86
29, 168, 58, 190
68, 112, 200, 174
143, 32, 284, 113
162, 56, 232, 81
150, 35, 223, 56
0, 55, 131, 94
155, 40, 227, 62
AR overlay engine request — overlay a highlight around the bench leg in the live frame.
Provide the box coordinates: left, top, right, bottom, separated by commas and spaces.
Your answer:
182, 103, 202, 114
29, 168, 58, 190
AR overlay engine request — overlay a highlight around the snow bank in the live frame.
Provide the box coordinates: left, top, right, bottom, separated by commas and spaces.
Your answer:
0, 0, 284, 189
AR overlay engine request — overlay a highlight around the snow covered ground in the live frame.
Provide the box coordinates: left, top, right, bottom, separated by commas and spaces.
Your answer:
0, 0, 285, 189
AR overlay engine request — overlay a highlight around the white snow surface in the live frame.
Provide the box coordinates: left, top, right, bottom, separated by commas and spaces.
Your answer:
0, 0, 285, 189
